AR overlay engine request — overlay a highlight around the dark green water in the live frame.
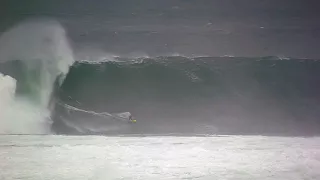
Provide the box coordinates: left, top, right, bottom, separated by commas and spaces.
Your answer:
53, 56, 320, 135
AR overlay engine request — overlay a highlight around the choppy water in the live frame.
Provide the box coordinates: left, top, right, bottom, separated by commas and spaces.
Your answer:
1, 135, 320, 180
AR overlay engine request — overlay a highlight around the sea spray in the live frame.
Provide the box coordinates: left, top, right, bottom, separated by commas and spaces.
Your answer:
0, 19, 74, 134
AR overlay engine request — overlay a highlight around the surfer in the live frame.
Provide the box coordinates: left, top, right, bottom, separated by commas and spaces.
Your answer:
129, 114, 137, 123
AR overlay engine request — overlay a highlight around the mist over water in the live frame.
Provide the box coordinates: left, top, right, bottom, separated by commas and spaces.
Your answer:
0, 19, 74, 134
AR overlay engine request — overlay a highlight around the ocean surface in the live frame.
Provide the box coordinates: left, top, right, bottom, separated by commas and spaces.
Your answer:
1, 0, 320, 58
1, 1, 320, 179
1, 135, 320, 180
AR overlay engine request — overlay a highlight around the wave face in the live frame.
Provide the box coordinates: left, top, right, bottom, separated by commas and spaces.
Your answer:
50, 56, 320, 136
0, 19, 74, 134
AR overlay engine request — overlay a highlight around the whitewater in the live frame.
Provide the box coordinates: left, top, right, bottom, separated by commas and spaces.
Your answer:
1, 135, 320, 180
0, 19, 74, 134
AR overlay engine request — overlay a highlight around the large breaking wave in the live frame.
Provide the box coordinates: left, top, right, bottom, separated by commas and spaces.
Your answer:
1, 20, 320, 136
52, 56, 320, 136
